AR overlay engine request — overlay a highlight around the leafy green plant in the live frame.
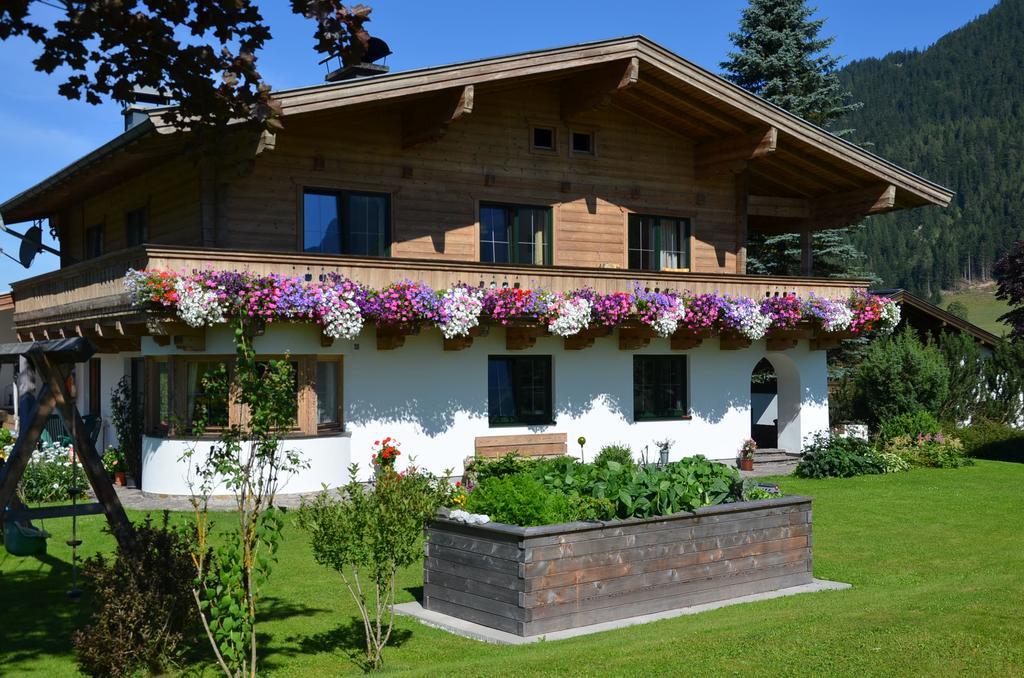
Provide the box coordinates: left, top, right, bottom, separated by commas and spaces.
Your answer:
184, 322, 306, 677
101, 446, 123, 475
73, 513, 203, 677
794, 434, 885, 478
465, 474, 575, 527
110, 375, 143, 483
464, 452, 547, 484
594, 444, 633, 467
297, 464, 450, 671
877, 411, 942, 446
875, 451, 912, 473
885, 433, 974, 469
850, 329, 950, 431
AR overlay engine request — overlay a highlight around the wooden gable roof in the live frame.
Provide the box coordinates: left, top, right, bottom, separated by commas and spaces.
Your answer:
1, 36, 953, 224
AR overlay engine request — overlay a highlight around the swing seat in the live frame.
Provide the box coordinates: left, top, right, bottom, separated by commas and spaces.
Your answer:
4, 520, 50, 556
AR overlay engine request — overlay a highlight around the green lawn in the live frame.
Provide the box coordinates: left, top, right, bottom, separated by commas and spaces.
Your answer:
941, 286, 1012, 336
3, 462, 1024, 676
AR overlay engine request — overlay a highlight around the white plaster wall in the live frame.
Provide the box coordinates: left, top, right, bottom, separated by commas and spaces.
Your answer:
141, 434, 351, 495
77, 354, 137, 451
140, 323, 831, 483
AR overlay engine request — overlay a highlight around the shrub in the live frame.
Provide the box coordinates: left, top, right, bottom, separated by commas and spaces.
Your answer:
887, 433, 974, 469
877, 411, 942, 446
594, 444, 633, 467
73, 513, 200, 678
954, 418, 1024, 462
794, 434, 885, 478
464, 474, 575, 527
875, 451, 911, 473
850, 329, 950, 431
297, 465, 451, 671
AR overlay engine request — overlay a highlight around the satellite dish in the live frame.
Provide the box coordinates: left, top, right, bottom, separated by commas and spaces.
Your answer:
19, 225, 42, 268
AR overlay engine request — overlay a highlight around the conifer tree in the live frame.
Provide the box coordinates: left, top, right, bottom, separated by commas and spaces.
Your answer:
721, 0, 866, 278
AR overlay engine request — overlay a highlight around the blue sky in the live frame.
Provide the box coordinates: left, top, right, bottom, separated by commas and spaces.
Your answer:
0, 0, 999, 290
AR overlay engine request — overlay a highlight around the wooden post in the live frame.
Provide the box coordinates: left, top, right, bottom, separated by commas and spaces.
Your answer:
800, 228, 813, 276
735, 169, 749, 274
0, 383, 57, 516
30, 350, 135, 549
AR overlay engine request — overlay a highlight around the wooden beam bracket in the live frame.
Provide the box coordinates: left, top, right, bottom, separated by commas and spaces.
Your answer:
696, 127, 777, 178
506, 324, 547, 351
618, 326, 655, 351
560, 57, 639, 120
719, 333, 752, 351
401, 84, 474, 149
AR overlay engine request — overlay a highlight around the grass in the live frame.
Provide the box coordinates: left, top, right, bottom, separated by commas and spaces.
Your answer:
941, 285, 1012, 336
3, 462, 1024, 676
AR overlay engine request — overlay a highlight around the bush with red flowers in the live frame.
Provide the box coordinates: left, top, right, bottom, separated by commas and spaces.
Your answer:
371, 437, 401, 471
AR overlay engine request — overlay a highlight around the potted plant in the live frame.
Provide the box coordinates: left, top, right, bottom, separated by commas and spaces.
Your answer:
738, 439, 757, 471
370, 437, 401, 476
103, 446, 126, 486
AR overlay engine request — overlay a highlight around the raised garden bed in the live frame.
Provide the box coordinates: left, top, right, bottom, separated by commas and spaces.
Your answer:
424, 496, 812, 636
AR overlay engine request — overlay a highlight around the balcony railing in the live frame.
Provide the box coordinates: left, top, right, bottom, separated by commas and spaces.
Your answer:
11, 245, 869, 334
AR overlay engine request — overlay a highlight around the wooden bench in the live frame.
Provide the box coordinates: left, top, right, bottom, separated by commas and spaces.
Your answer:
473, 433, 568, 459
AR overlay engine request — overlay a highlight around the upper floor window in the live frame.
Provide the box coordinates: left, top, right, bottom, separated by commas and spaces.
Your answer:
531, 126, 556, 151
480, 203, 552, 266
571, 130, 595, 155
628, 214, 691, 271
85, 223, 104, 258
125, 207, 148, 247
303, 189, 390, 257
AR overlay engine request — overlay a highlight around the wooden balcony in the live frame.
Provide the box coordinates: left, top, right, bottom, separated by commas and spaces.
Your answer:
11, 245, 869, 340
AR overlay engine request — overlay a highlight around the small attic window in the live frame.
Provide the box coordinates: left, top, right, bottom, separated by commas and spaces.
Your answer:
571, 130, 595, 155
532, 126, 555, 151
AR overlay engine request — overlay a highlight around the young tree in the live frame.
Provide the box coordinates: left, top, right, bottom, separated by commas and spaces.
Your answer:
721, 0, 869, 279
186, 323, 305, 677
994, 240, 1024, 341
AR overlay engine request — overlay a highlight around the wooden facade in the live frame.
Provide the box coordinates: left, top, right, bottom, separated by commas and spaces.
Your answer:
0, 36, 954, 339
424, 496, 813, 636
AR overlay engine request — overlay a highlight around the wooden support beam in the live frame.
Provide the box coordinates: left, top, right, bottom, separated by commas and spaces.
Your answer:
670, 334, 704, 351
719, 334, 752, 350
31, 350, 134, 549
696, 127, 777, 178
613, 93, 722, 139
173, 333, 206, 352
735, 169, 749, 274
401, 85, 474, 149
560, 57, 638, 120
443, 335, 474, 351
800, 227, 813, 276
809, 183, 897, 228
376, 325, 411, 350
563, 326, 612, 351
766, 336, 798, 351
635, 76, 749, 134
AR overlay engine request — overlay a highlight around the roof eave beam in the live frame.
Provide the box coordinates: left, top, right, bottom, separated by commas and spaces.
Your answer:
401, 84, 475, 149
560, 57, 639, 120
695, 127, 777, 179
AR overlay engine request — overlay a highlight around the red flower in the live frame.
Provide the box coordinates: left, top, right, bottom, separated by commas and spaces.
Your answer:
455, 481, 462, 488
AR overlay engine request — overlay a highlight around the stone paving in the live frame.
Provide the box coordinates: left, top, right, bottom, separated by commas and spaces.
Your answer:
106, 484, 320, 511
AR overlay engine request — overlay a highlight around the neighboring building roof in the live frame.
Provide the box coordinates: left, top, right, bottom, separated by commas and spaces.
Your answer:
0, 35, 954, 224
876, 288, 1001, 350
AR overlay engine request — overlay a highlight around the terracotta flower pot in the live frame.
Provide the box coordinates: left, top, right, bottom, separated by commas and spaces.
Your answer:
738, 458, 754, 471
114, 471, 127, 486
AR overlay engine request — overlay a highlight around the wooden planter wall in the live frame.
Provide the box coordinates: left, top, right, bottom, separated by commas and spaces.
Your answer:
424, 496, 812, 636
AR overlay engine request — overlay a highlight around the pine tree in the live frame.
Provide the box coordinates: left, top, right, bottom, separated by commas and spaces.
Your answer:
721, 0, 861, 127
721, 0, 867, 279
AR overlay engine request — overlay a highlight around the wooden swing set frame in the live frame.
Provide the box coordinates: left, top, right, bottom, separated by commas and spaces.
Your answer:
0, 338, 134, 549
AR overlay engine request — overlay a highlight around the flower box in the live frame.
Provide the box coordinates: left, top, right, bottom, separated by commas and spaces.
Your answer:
423, 496, 813, 636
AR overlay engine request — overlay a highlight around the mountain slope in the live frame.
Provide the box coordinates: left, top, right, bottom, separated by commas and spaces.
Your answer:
838, 0, 1024, 299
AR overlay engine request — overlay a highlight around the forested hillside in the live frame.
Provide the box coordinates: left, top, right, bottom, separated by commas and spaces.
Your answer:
838, 0, 1024, 300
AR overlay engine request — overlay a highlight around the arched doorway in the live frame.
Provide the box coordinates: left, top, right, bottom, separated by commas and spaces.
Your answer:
750, 355, 802, 453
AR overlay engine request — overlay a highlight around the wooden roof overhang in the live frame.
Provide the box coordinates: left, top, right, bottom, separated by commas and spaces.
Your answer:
0, 36, 952, 230
879, 289, 1001, 350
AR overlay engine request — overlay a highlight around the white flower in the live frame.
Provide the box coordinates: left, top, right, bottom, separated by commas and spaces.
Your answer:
318, 287, 364, 340
651, 308, 682, 338
448, 509, 491, 525
719, 297, 771, 341
174, 279, 226, 328
824, 302, 854, 332
438, 287, 484, 338
879, 299, 901, 334
548, 296, 592, 337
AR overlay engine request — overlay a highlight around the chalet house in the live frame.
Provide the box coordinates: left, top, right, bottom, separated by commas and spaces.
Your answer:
0, 37, 952, 494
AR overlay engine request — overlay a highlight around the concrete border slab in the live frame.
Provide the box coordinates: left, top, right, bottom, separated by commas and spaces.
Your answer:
394, 578, 851, 645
